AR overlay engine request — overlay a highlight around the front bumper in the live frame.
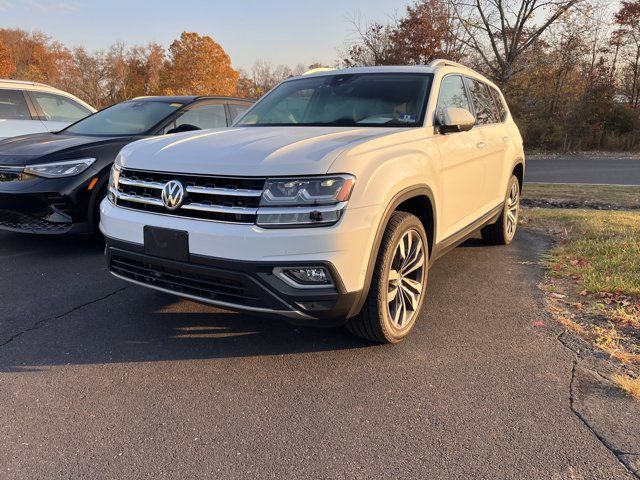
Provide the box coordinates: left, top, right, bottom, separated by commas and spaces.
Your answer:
106, 238, 359, 325
100, 199, 383, 324
0, 173, 98, 235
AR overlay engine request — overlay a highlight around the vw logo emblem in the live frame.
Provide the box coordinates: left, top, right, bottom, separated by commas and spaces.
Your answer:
161, 180, 185, 210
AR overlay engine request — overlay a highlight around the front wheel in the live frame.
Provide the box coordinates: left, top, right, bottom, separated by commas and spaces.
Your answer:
481, 175, 520, 245
346, 211, 429, 344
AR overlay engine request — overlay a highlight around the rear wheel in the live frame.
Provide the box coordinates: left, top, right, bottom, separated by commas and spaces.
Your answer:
481, 175, 520, 245
346, 211, 428, 343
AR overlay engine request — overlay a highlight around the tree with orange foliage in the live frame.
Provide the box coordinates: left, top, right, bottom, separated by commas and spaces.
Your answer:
0, 39, 13, 77
161, 32, 238, 96
392, 0, 465, 64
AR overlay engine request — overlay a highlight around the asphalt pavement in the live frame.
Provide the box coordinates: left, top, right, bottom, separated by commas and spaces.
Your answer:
0, 230, 634, 479
526, 154, 640, 185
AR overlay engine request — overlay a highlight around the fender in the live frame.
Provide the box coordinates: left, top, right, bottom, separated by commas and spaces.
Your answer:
347, 185, 436, 318
86, 166, 112, 227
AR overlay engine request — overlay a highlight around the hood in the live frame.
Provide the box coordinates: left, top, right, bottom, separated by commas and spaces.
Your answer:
118, 126, 405, 176
0, 133, 136, 166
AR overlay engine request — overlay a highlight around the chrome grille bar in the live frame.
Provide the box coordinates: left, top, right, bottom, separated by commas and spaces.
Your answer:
180, 202, 258, 215
119, 177, 165, 190
186, 185, 263, 197
110, 187, 164, 207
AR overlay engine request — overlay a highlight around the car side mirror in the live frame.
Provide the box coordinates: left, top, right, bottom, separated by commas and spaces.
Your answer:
166, 124, 201, 135
440, 107, 475, 134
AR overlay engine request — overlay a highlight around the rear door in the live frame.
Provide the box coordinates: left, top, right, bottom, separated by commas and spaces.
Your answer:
0, 89, 47, 140
464, 78, 507, 208
433, 74, 488, 239
27, 91, 92, 132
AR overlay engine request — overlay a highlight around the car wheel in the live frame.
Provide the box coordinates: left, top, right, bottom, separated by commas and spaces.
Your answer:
481, 175, 520, 245
346, 211, 428, 344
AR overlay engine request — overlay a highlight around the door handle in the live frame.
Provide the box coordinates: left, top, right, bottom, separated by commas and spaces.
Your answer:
476, 142, 486, 149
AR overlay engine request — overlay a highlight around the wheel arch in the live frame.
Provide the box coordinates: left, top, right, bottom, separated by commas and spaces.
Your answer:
347, 185, 436, 318
512, 160, 524, 190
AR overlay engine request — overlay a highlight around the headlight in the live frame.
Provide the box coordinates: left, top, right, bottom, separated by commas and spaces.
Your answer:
260, 175, 355, 207
107, 163, 121, 204
24, 158, 96, 178
256, 174, 355, 228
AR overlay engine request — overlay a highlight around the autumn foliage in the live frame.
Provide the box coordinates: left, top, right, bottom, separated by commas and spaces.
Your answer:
161, 32, 238, 96
0, 39, 12, 77
0, 29, 240, 109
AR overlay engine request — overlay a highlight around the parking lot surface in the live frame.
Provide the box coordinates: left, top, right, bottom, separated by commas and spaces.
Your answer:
0, 230, 632, 479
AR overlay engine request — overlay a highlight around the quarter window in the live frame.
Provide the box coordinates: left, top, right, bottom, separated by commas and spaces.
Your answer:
436, 75, 471, 124
490, 87, 507, 122
0, 89, 31, 120
229, 104, 250, 123
31, 92, 90, 122
466, 78, 499, 125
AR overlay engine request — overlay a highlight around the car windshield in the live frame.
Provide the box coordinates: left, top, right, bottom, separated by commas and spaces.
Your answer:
236, 73, 432, 128
64, 101, 183, 136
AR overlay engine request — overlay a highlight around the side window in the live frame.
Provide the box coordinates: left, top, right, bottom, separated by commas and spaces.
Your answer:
436, 75, 472, 124
490, 87, 507, 122
166, 104, 227, 133
0, 89, 31, 120
466, 78, 499, 125
229, 104, 250, 123
30, 92, 90, 122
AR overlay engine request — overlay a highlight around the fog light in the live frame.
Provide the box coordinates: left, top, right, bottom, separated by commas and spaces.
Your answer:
274, 266, 333, 288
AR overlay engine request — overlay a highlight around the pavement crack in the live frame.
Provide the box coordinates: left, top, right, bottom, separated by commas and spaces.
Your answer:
0, 286, 130, 349
568, 359, 640, 478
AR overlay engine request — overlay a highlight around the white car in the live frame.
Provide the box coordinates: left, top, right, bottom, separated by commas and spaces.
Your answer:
0, 79, 95, 140
100, 60, 525, 343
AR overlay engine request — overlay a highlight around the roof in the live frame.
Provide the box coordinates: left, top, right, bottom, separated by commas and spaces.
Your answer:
0, 78, 53, 88
130, 95, 254, 103
285, 60, 496, 89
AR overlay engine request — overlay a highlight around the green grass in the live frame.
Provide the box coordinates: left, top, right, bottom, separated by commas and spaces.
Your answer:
523, 209, 640, 296
523, 183, 640, 210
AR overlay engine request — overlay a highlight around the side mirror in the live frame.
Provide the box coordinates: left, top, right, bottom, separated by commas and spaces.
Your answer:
440, 107, 475, 134
166, 123, 201, 135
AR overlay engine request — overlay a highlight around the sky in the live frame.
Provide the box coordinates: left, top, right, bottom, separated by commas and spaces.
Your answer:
0, 0, 409, 70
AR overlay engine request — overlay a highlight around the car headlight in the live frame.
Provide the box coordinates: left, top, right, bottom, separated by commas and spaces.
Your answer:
256, 174, 355, 227
107, 163, 121, 204
23, 158, 96, 178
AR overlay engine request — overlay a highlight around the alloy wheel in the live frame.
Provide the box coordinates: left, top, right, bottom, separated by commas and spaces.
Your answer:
506, 181, 520, 240
387, 229, 426, 329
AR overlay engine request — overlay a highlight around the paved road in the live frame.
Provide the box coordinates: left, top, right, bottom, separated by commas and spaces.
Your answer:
526, 155, 640, 185
0, 231, 633, 479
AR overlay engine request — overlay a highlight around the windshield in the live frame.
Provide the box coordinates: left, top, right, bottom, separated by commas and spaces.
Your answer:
65, 101, 183, 136
236, 73, 431, 128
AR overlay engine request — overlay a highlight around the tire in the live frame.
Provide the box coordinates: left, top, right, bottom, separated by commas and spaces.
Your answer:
481, 175, 520, 245
346, 211, 429, 344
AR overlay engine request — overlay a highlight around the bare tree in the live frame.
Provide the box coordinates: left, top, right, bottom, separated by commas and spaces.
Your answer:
449, 0, 585, 88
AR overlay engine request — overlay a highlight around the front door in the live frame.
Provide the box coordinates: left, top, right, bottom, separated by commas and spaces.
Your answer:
433, 74, 488, 240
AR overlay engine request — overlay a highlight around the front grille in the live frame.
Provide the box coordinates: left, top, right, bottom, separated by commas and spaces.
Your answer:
110, 255, 265, 308
113, 168, 265, 223
0, 209, 70, 233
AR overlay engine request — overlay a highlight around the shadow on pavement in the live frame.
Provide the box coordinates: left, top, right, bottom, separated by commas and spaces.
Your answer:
0, 287, 375, 372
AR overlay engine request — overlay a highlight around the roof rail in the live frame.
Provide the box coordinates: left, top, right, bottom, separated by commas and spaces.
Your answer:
0, 78, 53, 88
428, 59, 472, 70
302, 67, 336, 76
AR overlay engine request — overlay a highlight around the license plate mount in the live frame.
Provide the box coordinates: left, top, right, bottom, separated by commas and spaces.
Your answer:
144, 226, 189, 262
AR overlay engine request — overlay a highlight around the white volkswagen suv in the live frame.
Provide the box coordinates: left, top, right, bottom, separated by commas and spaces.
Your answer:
100, 60, 524, 343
